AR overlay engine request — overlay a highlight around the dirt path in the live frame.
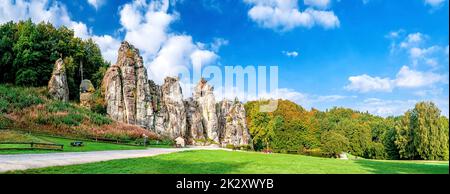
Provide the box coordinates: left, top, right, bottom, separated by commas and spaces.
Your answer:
0, 147, 226, 173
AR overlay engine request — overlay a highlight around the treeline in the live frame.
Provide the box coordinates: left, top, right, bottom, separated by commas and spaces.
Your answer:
245, 100, 449, 160
0, 20, 108, 100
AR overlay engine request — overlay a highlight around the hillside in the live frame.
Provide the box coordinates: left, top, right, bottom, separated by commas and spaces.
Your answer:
0, 84, 159, 143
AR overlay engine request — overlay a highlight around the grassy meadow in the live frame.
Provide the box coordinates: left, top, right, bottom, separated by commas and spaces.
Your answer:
7, 150, 449, 174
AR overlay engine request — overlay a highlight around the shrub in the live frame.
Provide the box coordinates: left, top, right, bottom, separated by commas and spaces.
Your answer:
0, 115, 12, 128
89, 112, 112, 125
226, 144, 236, 149
15, 69, 38, 86
0, 99, 8, 113
58, 113, 84, 126
46, 101, 74, 112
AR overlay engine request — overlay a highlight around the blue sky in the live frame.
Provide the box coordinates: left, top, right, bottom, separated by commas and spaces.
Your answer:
0, 0, 448, 117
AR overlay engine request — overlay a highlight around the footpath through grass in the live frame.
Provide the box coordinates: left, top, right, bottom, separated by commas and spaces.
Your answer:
9, 150, 449, 174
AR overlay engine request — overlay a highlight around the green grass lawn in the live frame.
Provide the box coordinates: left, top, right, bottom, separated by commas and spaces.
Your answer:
0, 130, 170, 155
8, 150, 449, 174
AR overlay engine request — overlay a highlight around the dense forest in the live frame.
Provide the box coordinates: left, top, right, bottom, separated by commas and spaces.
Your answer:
245, 100, 449, 160
1, 20, 448, 161
0, 20, 108, 100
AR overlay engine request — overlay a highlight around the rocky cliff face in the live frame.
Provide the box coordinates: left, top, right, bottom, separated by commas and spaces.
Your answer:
160, 77, 187, 138
101, 41, 154, 128
218, 100, 251, 147
193, 78, 220, 143
48, 58, 69, 102
185, 97, 206, 145
102, 41, 250, 147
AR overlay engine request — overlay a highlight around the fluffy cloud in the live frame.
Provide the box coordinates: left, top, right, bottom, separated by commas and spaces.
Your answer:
91, 35, 121, 63
395, 66, 446, 88
389, 32, 449, 69
345, 66, 447, 93
87, 0, 106, 10
244, 0, 339, 31
345, 74, 393, 92
399, 32, 425, 49
118, 0, 222, 83
119, 0, 174, 59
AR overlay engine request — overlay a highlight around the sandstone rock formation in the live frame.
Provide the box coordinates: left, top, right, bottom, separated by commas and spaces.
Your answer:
48, 58, 69, 102
159, 77, 187, 138
218, 99, 251, 147
193, 78, 219, 143
102, 41, 251, 147
79, 80, 95, 109
101, 41, 153, 127
185, 97, 206, 145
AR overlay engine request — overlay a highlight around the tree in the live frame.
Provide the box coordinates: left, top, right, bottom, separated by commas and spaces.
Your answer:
0, 21, 17, 83
395, 102, 449, 160
0, 20, 108, 100
411, 102, 448, 160
321, 130, 349, 158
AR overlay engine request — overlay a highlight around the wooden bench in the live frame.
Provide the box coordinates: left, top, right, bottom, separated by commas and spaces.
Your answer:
70, 141, 84, 147
0, 142, 64, 151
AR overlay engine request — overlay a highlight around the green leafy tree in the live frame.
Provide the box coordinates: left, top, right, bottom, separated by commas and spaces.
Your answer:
411, 102, 448, 160
395, 102, 449, 160
0, 21, 17, 83
321, 131, 349, 158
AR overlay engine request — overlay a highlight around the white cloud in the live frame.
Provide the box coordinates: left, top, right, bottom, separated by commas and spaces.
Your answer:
87, 0, 106, 10
400, 32, 425, 48
424, 0, 446, 8
304, 0, 331, 9
389, 31, 448, 68
345, 74, 394, 92
345, 66, 447, 93
244, 0, 339, 31
210, 38, 229, 52
119, 0, 175, 60
118, 0, 220, 84
282, 51, 299, 57
91, 35, 121, 63
395, 66, 446, 88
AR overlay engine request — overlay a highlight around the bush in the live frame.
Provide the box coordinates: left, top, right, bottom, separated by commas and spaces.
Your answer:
0, 99, 8, 113
226, 144, 236, 149
89, 112, 112, 125
0, 115, 12, 128
58, 113, 84, 126
15, 69, 38, 86
46, 101, 74, 112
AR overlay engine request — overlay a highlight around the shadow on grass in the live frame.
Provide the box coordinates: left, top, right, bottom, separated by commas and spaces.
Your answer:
353, 159, 449, 174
